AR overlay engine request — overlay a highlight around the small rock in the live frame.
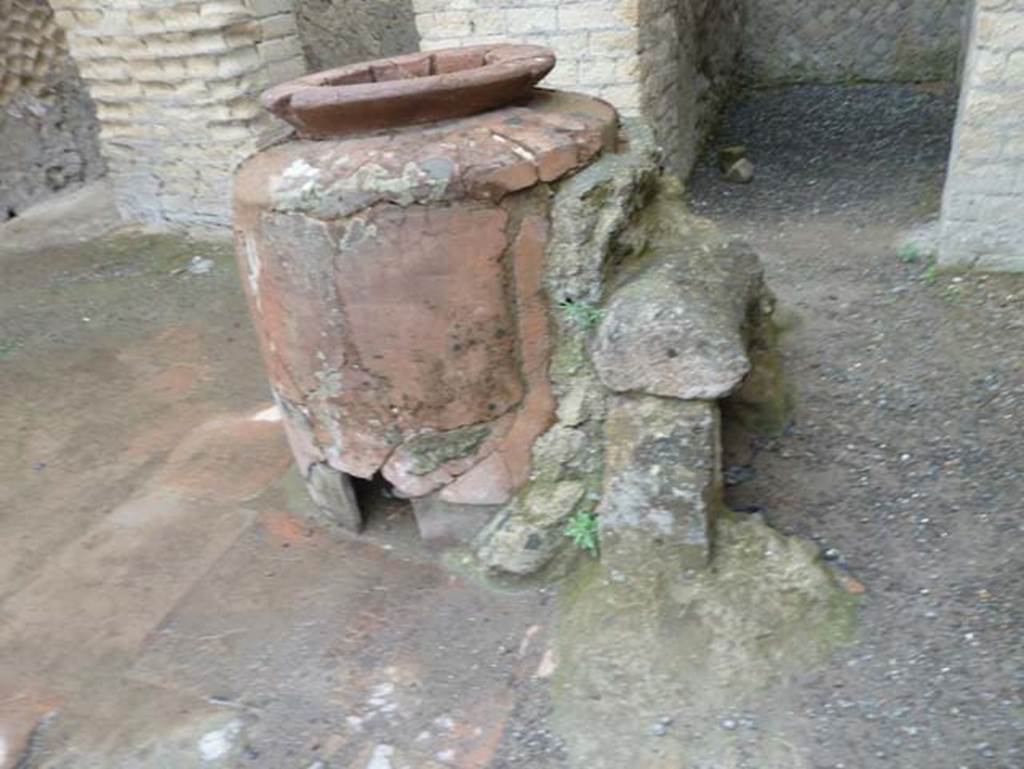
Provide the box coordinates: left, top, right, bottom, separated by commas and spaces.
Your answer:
197, 720, 243, 762
366, 745, 394, 769
475, 480, 586, 575
718, 145, 748, 171
838, 574, 867, 595
721, 718, 738, 731
187, 256, 215, 275
535, 648, 558, 679
650, 723, 669, 737
723, 158, 754, 184
724, 464, 757, 487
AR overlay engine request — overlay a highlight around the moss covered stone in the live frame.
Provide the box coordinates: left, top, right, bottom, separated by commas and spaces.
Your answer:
402, 424, 491, 476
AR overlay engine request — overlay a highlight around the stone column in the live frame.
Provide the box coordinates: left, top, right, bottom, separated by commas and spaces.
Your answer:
0, 0, 104, 219
940, 0, 1024, 271
49, 0, 307, 228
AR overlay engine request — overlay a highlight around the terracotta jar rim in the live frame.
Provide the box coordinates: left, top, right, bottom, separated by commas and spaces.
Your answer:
261, 44, 557, 138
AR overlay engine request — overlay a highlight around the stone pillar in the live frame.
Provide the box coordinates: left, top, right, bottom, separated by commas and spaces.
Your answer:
49, 0, 307, 228
0, 0, 104, 220
940, 0, 1024, 271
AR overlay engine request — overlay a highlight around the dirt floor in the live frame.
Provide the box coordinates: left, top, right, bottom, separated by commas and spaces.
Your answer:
0, 83, 1021, 769
691, 84, 1024, 769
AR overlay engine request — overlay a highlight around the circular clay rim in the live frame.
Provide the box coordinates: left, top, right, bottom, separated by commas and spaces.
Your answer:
261, 44, 557, 138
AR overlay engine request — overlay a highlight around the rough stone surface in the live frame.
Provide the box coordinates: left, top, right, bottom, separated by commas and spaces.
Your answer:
473, 121, 777, 576
597, 396, 721, 570
553, 517, 856, 769
306, 462, 362, 531
410, 494, 498, 545
382, 417, 512, 499
475, 480, 587, 576
940, 1, 1024, 271
741, 0, 967, 83
0, 0, 104, 222
639, 0, 742, 176
471, 121, 774, 577
592, 221, 765, 400
472, 126, 658, 575
295, 0, 417, 73
543, 118, 660, 305
722, 301, 791, 437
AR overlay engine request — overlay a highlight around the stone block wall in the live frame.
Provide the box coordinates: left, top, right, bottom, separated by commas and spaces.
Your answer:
295, 0, 418, 72
940, 0, 1024, 271
413, 0, 741, 177
49, 0, 308, 227
0, 0, 104, 221
639, 0, 741, 178
740, 0, 968, 84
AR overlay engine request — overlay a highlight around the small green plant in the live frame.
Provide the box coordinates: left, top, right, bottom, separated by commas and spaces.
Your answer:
923, 254, 939, 285
559, 298, 605, 330
565, 511, 600, 555
897, 243, 923, 264
0, 338, 19, 361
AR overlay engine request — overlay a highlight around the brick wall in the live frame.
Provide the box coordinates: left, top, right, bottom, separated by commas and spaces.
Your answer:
50, 0, 308, 227
939, 0, 1024, 271
1, 0, 104, 221
413, 0, 741, 177
414, 0, 644, 110
741, 0, 968, 84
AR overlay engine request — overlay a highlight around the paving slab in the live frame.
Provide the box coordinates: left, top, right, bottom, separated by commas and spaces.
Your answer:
128, 502, 547, 769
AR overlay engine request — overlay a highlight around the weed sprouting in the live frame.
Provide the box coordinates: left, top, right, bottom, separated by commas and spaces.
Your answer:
0, 338, 19, 360
565, 511, 600, 555
898, 243, 924, 264
559, 298, 605, 330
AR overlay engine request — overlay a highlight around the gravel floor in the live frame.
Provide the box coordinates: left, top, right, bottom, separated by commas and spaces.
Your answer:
690, 84, 1024, 769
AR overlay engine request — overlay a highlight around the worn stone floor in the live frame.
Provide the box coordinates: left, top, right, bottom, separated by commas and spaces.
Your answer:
0, 229, 560, 768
